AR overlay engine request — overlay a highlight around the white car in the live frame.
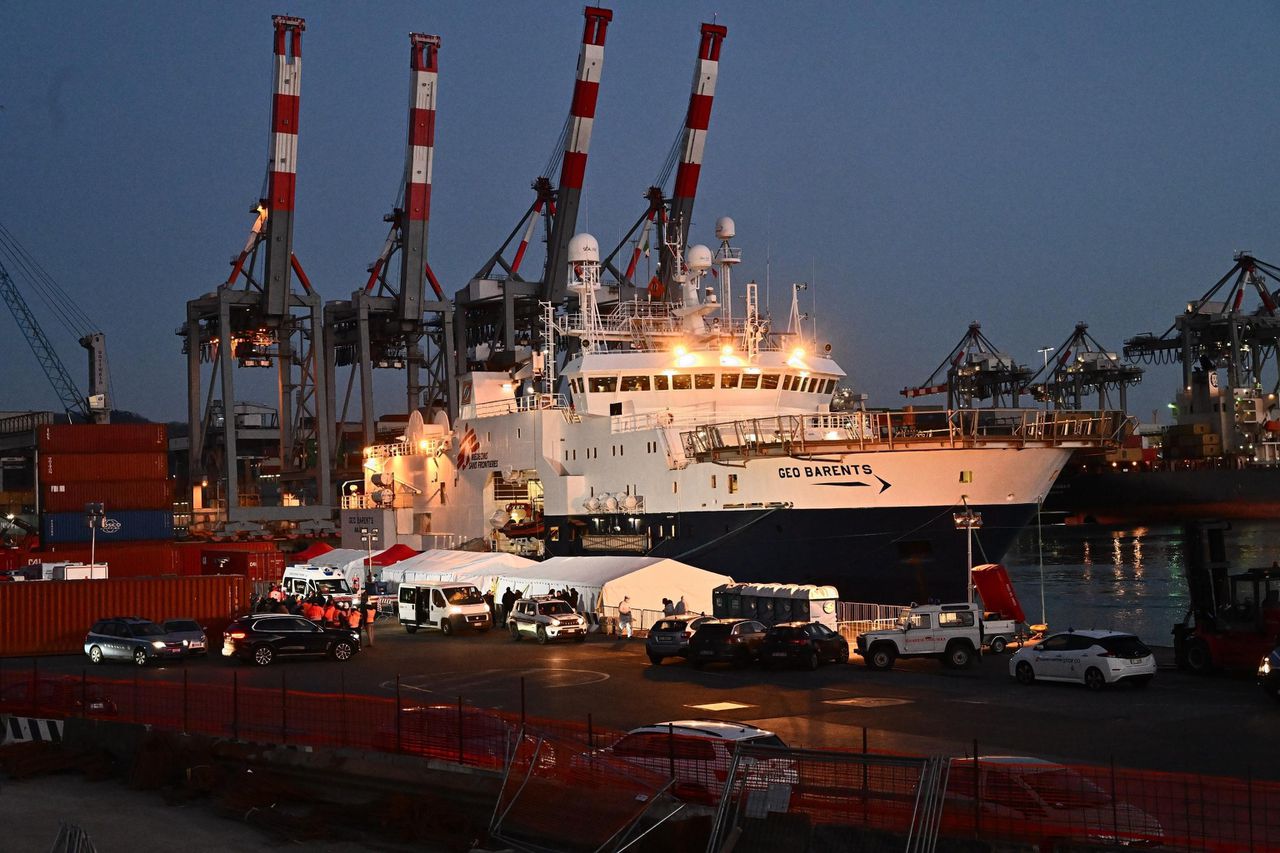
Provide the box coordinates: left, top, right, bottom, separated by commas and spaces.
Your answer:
587, 720, 792, 803
508, 596, 586, 643
1009, 630, 1156, 690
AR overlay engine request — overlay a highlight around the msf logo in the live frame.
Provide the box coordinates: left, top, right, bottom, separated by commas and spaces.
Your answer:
455, 426, 480, 470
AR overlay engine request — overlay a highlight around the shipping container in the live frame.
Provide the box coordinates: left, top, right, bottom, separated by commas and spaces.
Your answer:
22, 541, 178, 577
41, 479, 172, 513
199, 548, 285, 583
38, 423, 168, 455
173, 540, 286, 577
40, 453, 167, 483
42, 511, 174, 545
0, 574, 248, 656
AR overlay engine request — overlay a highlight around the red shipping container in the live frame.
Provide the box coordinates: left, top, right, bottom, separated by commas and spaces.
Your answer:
42, 479, 173, 513
26, 541, 178, 577
0, 574, 248, 656
40, 452, 168, 483
38, 423, 167, 454
199, 548, 284, 583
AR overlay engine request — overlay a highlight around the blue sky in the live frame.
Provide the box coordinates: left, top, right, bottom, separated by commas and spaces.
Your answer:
3, 1, 1279, 423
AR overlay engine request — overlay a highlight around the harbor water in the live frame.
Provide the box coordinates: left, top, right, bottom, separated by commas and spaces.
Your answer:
1000, 518, 1280, 644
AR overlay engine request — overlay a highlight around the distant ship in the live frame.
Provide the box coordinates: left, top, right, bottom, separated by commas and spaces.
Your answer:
347, 221, 1120, 603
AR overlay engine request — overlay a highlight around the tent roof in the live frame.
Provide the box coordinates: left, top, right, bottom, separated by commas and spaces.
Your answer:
366, 543, 419, 567
294, 542, 334, 562
522, 556, 687, 586
306, 548, 368, 569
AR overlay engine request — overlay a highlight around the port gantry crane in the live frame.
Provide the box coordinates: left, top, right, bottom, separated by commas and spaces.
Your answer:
600, 21, 728, 304
0, 223, 111, 423
453, 7, 612, 384
1023, 322, 1143, 411
902, 322, 1033, 409
323, 33, 452, 475
180, 16, 332, 522
1125, 252, 1280, 456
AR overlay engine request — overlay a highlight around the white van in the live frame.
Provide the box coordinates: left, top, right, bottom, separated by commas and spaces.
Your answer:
398, 582, 492, 636
281, 564, 355, 601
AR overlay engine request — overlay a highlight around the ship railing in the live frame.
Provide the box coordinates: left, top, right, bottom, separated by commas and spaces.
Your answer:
462, 393, 569, 420
363, 437, 449, 460
0, 410, 54, 435
611, 403, 720, 433
340, 493, 417, 510
678, 409, 1131, 459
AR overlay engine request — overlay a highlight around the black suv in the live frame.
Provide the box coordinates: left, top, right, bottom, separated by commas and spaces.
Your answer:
84, 617, 186, 666
759, 621, 850, 669
222, 613, 361, 666
687, 619, 768, 668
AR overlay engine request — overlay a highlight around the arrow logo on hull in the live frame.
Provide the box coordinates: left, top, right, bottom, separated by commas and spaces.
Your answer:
817, 475, 892, 493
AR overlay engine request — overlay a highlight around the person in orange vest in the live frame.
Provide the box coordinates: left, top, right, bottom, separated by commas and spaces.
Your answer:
268, 584, 283, 602
345, 602, 361, 632
304, 597, 323, 622
323, 596, 337, 626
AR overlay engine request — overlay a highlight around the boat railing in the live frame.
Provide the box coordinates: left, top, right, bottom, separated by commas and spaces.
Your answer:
611, 403, 720, 433
462, 393, 569, 420
678, 409, 1132, 459
363, 436, 449, 460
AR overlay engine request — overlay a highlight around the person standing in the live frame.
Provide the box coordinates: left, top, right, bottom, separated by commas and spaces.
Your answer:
360, 590, 376, 647
501, 587, 516, 623
663, 598, 675, 617
569, 587, 580, 611
618, 596, 633, 639
674, 595, 687, 616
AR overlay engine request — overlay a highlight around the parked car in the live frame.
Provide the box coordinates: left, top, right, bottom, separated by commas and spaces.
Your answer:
1009, 630, 1155, 690
162, 618, 209, 657
946, 756, 1164, 846
1258, 646, 1280, 701
585, 720, 791, 804
760, 621, 849, 669
687, 619, 768, 668
221, 613, 361, 666
855, 602, 982, 670
646, 615, 718, 665
84, 616, 186, 666
398, 582, 492, 635
508, 596, 587, 644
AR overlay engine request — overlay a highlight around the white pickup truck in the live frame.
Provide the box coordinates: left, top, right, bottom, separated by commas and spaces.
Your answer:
855, 602, 984, 670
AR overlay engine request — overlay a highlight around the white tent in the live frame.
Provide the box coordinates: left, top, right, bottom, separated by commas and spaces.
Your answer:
494, 556, 732, 618
378, 549, 537, 594
294, 548, 375, 588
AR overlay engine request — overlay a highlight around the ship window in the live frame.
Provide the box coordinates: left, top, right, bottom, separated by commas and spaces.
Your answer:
782, 375, 794, 391
827, 379, 838, 394
653, 374, 669, 391
721, 373, 740, 389
572, 449, 577, 460
799, 377, 811, 392
564, 451, 569, 461
517, 428, 522, 438
621, 375, 651, 392
761, 374, 780, 390
673, 374, 692, 390
729, 474, 739, 494
695, 373, 715, 389
673, 481, 678, 494
589, 376, 618, 393
576, 377, 585, 394
711, 475, 717, 489
741, 373, 760, 389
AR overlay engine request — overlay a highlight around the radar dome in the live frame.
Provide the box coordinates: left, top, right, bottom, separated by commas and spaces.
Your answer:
715, 216, 736, 239
686, 244, 713, 271
568, 233, 600, 264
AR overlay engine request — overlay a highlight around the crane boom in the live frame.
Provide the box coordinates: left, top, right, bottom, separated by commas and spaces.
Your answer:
0, 259, 89, 419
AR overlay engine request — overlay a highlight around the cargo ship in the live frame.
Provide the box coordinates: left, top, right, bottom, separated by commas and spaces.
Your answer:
346, 223, 1123, 603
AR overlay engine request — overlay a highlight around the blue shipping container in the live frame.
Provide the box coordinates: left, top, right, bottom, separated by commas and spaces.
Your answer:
42, 510, 174, 544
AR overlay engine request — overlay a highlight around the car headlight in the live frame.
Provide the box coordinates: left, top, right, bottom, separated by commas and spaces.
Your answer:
1260, 657, 1273, 676
448, 605, 462, 614
151, 641, 165, 649
181, 639, 189, 647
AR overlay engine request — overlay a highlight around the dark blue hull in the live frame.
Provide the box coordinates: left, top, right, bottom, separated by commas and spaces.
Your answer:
544, 503, 1038, 604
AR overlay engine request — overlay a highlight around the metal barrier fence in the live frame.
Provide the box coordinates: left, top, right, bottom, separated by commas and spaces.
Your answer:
3, 665, 1278, 851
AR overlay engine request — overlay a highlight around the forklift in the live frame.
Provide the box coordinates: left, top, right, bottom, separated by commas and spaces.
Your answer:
1173, 521, 1280, 673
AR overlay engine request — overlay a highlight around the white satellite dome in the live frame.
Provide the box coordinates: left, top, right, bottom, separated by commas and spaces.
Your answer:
583, 496, 601, 513
620, 493, 640, 511
715, 216, 736, 240
686, 244, 713, 271
602, 494, 620, 512
568, 233, 600, 264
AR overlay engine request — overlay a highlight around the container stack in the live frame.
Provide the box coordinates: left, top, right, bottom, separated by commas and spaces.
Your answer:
38, 424, 173, 545
1163, 422, 1223, 460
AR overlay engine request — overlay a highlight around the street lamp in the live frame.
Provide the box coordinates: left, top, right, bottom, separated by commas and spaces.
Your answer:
358, 526, 380, 587
952, 495, 983, 604
1037, 346, 1055, 409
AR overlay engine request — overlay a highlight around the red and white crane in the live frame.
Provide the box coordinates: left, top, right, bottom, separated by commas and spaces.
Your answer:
602, 21, 728, 300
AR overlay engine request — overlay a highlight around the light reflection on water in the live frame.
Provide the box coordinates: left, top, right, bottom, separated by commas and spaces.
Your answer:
1001, 519, 1280, 645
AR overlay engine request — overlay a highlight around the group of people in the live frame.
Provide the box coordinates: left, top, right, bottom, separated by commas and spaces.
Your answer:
496, 586, 582, 624
661, 596, 688, 617
252, 584, 379, 646
614, 594, 689, 639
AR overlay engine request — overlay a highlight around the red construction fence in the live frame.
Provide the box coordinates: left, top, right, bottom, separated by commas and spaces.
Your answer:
1, 664, 1277, 852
